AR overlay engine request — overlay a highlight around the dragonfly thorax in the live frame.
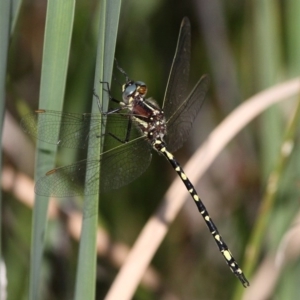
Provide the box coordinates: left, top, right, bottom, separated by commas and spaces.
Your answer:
122, 80, 166, 142
129, 96, 167, 142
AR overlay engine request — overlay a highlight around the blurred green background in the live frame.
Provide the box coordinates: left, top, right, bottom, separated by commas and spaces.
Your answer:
2, 0, 300, 299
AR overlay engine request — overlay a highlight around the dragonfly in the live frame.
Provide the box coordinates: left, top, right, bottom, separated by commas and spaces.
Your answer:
21, 17, 249, 287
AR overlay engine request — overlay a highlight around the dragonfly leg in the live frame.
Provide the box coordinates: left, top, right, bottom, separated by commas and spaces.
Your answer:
106, 118, 132, 144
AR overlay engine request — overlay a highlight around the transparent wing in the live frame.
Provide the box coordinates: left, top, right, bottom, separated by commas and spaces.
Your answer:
165, 75, 210, 153
162, 17, 191, 121
24, 109, 153, 196
35, 136, 152, 197
21, 110, 105, 149
21, 109, 137, 150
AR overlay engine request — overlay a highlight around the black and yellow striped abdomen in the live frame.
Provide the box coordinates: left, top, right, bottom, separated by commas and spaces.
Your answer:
152, 138, 249, 287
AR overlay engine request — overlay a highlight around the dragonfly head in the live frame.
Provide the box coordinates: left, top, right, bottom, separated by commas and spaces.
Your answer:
122, 81, 148, 104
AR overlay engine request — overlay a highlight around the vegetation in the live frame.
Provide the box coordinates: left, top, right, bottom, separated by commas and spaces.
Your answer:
1, 0, 300, 299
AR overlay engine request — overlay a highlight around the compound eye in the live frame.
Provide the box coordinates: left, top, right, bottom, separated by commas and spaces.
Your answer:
122, 83, 137, 102
135, 81, 147, 96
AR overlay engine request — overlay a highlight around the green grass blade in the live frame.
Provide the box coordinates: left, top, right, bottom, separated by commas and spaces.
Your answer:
286, 0, 300, 77
74, 1, 121, 299
29, 1, 75, 299
252, 1, 283, 179
11, 0, 22, 34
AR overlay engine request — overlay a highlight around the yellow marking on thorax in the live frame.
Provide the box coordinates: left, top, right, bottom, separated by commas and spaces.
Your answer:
132, 116, 148, 129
